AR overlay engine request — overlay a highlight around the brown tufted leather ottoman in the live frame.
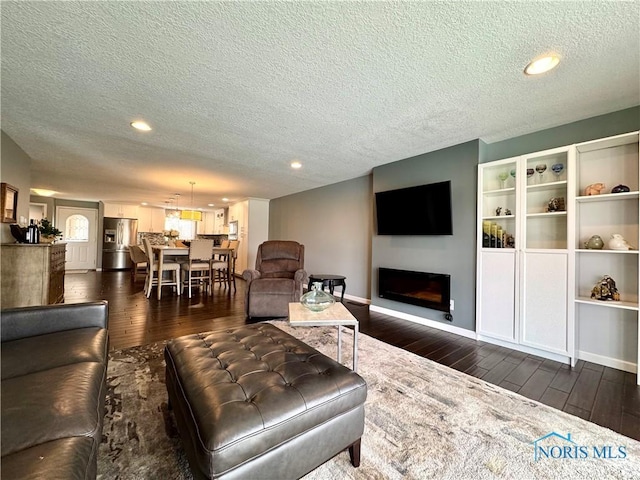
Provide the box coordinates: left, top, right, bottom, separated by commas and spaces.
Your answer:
164, 323, 367, 479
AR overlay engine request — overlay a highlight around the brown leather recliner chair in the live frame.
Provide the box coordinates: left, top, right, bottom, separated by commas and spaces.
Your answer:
242, 241, 308, 318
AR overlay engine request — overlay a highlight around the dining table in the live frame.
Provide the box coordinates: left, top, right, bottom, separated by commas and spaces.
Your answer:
151, 245, 234, 299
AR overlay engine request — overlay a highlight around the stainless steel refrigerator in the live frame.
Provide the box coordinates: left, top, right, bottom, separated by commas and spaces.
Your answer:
102, 217, 138, 269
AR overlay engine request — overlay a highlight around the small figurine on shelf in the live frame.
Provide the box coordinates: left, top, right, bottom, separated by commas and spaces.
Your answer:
505, 233, 515, 248
584, 183, 605, 196
608, 233, 634, 251
590, 275, 620, 301
504, 208, 512, 216
611, 184, 630, 194
547, 197, 565, 212
495, 206, 502, 216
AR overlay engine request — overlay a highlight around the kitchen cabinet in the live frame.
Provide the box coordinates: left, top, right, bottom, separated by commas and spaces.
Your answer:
1, 243, 66, 308
197, 211, 217, 234
103, 203, 139, 219
138, 207, 166, 232
197, 209, 227, 234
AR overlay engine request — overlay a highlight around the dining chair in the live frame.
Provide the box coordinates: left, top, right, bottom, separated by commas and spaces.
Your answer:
142, 238, 181, 300
181, 239, 214, 298
128, 244, 148, 283
211, 240, 239, 292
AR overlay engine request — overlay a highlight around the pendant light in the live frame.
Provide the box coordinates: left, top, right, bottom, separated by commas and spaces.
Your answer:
181, 182, 202, 221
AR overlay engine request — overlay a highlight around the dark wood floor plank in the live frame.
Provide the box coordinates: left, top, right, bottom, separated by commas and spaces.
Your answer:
518, 369, 556, 401
437, 344, 479, 367
503, 349, 528, 365
590, 380, 623, 432
465, 365, 488, 379
563, 404, 591, 421
549, 369, 581, 394
602, 367, 627, 384
566, 368, 603, 412
538, 358, 563, 373
503, 357, 543, 386
449, 352, 486, 373
622, 382, 640, 417
424, 341, 465, 361
498, 380, 521, 393
481, 360, 518, 385
619, 413, 640, 442
476, 350, 509, 370
583, 361, 605, 372
539, 387, 569, 411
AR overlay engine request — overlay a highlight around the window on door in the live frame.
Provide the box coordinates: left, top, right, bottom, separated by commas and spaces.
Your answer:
65, 214, 90, 242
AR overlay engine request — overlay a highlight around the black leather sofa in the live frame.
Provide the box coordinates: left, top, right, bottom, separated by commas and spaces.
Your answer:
1, 301, 109, 479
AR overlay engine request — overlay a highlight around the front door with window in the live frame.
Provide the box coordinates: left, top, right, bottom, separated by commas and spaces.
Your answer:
56, 206, 98, 270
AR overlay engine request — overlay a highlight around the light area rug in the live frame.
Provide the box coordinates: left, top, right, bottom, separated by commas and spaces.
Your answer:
98, 321, 640, 479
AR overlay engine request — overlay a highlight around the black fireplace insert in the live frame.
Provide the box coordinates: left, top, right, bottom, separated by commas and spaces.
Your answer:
378, 267, 451, 312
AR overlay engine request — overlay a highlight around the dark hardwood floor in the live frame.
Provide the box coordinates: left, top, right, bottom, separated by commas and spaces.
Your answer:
65, 270, 640, 441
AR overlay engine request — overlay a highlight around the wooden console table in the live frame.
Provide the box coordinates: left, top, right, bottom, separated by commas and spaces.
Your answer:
1, 243, 66, 308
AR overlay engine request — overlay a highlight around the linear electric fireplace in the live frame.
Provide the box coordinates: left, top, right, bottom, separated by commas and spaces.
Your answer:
378, 267, 451, 313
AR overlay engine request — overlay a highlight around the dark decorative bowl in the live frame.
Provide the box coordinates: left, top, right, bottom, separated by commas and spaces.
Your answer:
10, 224, 28, 243
611, 184, 630, 194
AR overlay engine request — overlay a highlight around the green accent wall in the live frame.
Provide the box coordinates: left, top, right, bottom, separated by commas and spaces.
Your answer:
481, 106, 639, 162
371, 140, 480, 331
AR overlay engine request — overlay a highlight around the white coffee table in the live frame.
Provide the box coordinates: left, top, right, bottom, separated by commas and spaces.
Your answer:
288, 302, 359, 371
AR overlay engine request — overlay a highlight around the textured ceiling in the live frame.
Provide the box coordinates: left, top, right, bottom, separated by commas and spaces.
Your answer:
1, 1, 639, 209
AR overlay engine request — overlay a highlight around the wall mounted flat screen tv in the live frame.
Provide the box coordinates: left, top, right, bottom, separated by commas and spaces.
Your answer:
375, 180, 453, 235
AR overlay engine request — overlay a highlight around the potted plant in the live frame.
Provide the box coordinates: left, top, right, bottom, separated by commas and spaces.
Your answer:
38, 218, 63, 243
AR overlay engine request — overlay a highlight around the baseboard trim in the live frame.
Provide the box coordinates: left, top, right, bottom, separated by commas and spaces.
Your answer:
369, 305, 476, 340
476, 335, 571, 365
342, 293, 371, 305
577, 350, 637, 374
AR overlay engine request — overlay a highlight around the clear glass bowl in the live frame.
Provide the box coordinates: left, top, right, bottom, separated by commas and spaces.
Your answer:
300, 282, 335, 312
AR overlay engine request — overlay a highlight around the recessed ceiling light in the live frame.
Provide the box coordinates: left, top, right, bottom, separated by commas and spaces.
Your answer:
30, 188, 57, 197
130, 120, 152, 131
208, 203, 215, 207
291, 161, 302, 169
524, 55, 560, 75
141, 202, 148, 206
222, 198, 229, 202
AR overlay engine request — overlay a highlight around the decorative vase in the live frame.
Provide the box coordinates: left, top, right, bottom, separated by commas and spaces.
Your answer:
300, 282, 335, 312
584, 235, 604, 250
39, 235, 56, 244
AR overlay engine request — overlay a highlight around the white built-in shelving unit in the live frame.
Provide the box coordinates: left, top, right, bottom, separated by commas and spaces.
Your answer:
476, 131, 639, 384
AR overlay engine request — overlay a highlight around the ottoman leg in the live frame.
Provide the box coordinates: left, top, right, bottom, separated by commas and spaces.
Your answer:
348, 438, 361, 467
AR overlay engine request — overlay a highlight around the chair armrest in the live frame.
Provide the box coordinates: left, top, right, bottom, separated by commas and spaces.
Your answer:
294, 269, 309, 284
1, 301, 109, 342
242, 269, 261, 283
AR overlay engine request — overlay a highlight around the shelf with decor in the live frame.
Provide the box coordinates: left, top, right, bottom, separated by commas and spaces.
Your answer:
574, 131, 639, 382
575, 297, 639, 311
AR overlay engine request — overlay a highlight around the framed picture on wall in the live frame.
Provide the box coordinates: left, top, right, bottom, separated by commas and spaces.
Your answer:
1, 183, 18, 223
